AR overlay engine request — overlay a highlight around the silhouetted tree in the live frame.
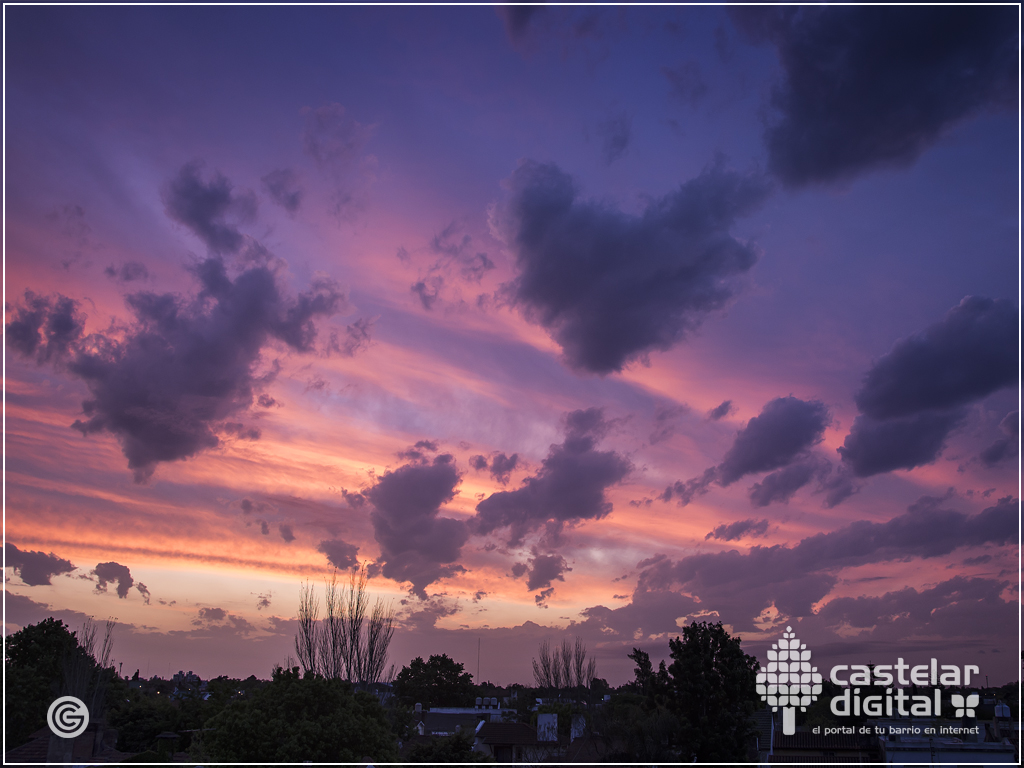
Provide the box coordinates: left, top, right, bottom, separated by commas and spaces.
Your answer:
204, 666, 398, 762
531, 637, 596, 693
393, 654, 477, 708
295, 567, 396, 685
668, 621, 759, 761
4, 617, 117, 749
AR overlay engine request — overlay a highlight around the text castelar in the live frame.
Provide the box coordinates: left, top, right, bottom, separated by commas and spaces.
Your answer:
828, 659, 979, 717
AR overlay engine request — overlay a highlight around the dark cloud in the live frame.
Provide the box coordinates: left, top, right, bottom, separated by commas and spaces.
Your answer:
639, 495, 1016, 630
705, 518, 769, 542
980, 411, 1018, 467
104, 262, 149, 282
429, 221, 495, 283
731, 6, 1018, 186
963, 554, 992, 567
261, 168, 303, 213
256, 592, 272, 610
596, 113, 631, 165
136, 583, 152, 605
260, 521, 270, 535
707, 400, 733, 420
660, 467, 716, 506
197, 607, 227, 622
814, 577, 1013, 640
839, 410, 966, 477
93, 561, 134, 598
473, 408, 632, 546
239, 498, 272, 515
411, 278, 441, 310
496, 158, 771, 374
749, 456, 829, 507
837, 297, 1015, 479
163, 161, 257, 253
329, 316, 374, 357
366, 454, 469, 598
396, 439, 440, 462
279, 524, 295, 543
489, 453, 519, 485
470, 452, 520, 485
855, 297, 1017, 420
717, 397, 830, 485
662, 60, 707, 105
667, 398, 831, 506
4, 543, 75, 586
6, 291, 85, 363
496, 5, 544, 42
55, 257, 343, 481
256, 394, 278, 408
816, 466, 860, 508
317, 538, 360, 570
579, 586, 700, 639
524, 553, 571, 592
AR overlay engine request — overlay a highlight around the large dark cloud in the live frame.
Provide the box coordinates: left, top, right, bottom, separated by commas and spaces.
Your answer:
4, 543, 75, 586
717, 397, 830, 485
93, 561, 134, 599
814, 576, 1012, 639
639, 494, 1016, 631
731, 6, 1018, 186
497, 159, 770, 373
47, 259, 343, 481
8, 166, 347, 482
839, 410, 966, 478
366, 454, 469, 598
473, 409, 632, 546
855, 297, 1017, 420
839, 297, 1016, 478
663, 397, 829, 507
163, 162, 257, 253
748, 456, 830, 507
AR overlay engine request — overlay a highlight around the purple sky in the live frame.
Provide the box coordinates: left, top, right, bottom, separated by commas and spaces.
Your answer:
4, 5, 1020, 687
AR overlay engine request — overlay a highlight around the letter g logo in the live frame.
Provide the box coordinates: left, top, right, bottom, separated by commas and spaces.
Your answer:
47, 696, 90, 738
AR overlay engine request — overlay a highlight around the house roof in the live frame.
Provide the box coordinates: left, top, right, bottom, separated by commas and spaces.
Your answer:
418, 712, 483, 735
476, 721, 538, 746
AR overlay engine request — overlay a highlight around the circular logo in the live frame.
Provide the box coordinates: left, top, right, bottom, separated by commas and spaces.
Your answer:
46, 696, 90, 738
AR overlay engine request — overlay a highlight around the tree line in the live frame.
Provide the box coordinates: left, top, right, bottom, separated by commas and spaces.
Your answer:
5, 571, 773, 762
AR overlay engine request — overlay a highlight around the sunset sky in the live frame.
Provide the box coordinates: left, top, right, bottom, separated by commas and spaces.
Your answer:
4, 5, 1020, 687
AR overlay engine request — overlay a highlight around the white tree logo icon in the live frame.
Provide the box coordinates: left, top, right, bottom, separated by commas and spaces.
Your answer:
756, 625, 822, 735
